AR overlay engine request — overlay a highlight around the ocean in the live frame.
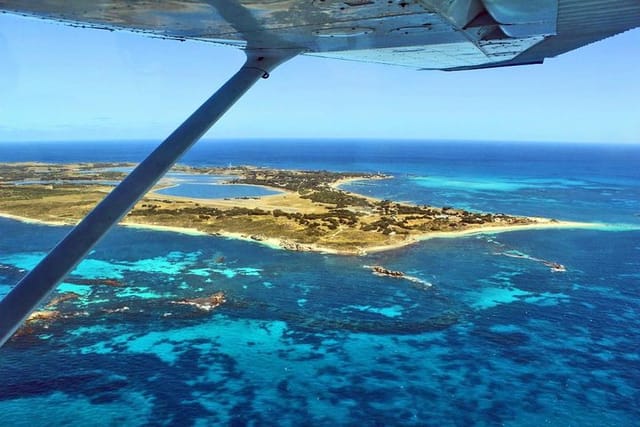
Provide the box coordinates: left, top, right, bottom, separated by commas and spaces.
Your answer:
0, 140, 639, 426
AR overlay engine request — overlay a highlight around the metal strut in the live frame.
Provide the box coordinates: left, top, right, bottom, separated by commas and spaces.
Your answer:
0, 50, 297, 347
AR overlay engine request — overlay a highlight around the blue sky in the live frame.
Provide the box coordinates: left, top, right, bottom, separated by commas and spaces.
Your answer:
0, 13, 638, 143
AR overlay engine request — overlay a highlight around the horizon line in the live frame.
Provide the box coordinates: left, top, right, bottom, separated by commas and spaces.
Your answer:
0, 138, 638, 146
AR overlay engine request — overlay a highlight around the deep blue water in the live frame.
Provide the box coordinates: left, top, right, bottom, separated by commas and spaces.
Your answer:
1, 140, 639, 426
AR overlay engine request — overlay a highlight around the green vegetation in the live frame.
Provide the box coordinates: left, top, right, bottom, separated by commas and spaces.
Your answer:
230, 168, 380, 192
0, 162, 128, 184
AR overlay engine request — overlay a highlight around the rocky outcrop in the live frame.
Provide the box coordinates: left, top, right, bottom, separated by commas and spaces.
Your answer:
366, 265, 433, 288
371, 265, 404, 278
172, 292, 226, 312
279, 239, 312, 252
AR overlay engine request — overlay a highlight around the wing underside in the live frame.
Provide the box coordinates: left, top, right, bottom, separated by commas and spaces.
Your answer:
0, 0, 638, 68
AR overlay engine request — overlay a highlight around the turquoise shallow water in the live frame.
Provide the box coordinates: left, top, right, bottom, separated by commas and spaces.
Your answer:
0, 140, 639, 425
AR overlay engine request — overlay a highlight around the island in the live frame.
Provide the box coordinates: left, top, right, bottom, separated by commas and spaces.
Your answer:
0, 162, 586, 255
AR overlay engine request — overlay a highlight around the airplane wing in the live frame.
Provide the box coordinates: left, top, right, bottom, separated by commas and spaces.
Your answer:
1, 0, 639, 70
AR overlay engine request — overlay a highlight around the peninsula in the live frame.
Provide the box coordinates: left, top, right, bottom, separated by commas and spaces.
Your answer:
0, 162, 584, 255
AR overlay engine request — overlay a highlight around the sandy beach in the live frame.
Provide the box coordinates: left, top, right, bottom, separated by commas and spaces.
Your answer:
0, 212, 71, 227
120, 222, 210, 236
337, 219, 601, 255
329, 175, 384, 189
415, 218, 600, 241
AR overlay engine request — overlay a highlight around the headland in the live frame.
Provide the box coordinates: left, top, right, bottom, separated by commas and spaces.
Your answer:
0, 162, 592, 255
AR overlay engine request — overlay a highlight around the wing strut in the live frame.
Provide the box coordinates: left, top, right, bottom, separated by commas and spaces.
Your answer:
0, 50, 297, 347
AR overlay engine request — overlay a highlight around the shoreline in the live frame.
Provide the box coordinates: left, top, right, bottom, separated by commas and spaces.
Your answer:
329, 176, 384, 189
0, 212, 71, 227
0, 210, 613, 256
120, 222, 210, 236
2, 163, 633, 257
349, 219, 603, 255
415, 219, 602, 241
152, 179, 288, 199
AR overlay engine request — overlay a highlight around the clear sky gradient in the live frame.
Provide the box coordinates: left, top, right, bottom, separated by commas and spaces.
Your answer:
0, 13, 638, 143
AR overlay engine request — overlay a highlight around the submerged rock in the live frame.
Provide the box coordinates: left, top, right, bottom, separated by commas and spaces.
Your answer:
65, 277, 124, 287
27, 310, 60, 322
544, 261, 567, 272
46, 292, 80, 308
